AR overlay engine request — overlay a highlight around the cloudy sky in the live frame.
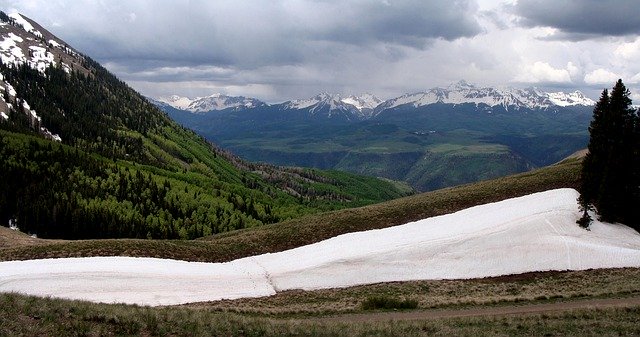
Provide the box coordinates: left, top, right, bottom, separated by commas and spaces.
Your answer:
3, 0, 640, 102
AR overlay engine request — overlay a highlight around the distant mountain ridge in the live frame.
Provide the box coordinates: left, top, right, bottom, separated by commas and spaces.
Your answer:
157, 80, 595, 119
156, 93, 266, 113
376, 80, 595, 113
155, 80, 595, 192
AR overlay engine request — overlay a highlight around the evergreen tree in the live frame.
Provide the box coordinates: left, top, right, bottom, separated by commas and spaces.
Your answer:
578, 79, 639, 230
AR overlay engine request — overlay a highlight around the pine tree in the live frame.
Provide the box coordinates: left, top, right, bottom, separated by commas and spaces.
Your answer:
578, 79, 639, 230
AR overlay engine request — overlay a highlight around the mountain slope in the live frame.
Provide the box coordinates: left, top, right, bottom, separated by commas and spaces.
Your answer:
0, 12, 412, 240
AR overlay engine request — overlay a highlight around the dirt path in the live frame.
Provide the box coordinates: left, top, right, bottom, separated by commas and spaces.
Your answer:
314, 296, 640, 323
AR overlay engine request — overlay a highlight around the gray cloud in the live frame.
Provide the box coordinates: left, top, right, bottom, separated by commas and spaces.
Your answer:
3, 0, 484, 100
19, 0, 481, 67
515, 0, 640, 39
5, 0, 639, 102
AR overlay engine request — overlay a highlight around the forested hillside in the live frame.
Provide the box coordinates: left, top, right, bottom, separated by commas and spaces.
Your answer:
0, 12, 412, 239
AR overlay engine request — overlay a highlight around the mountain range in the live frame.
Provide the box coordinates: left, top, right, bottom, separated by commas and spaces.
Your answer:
156, 80, 594, 118
155, 81, 595, 191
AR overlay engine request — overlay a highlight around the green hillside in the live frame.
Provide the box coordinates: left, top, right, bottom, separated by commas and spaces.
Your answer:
0, 157, 581, 262
0, 18, 411, 240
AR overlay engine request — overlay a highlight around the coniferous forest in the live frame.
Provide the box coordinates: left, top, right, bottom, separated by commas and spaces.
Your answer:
578, 79, 640, 231
0, 50, 411, 240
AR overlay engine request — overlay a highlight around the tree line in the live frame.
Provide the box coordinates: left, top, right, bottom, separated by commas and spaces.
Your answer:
578, 79, 639, 231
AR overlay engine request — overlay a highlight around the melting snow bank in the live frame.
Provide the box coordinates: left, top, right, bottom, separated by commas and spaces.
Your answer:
0, 257, 275, 306
1, 188, 640, 306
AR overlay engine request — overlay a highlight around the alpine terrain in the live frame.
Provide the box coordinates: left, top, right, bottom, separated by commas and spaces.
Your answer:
158, 80, 595, 191
2, 8, 640, 337
0, 11, 412, 240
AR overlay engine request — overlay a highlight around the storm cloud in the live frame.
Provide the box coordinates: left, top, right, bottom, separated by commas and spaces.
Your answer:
3, 0, 640, 102
515, 0, 640, 39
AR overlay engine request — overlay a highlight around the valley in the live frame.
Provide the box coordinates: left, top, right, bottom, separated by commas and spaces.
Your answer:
158, 83, 594, 191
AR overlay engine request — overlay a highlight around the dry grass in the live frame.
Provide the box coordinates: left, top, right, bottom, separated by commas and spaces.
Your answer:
0, 226, 60, 248
1, 291, 639, 337
189, 268, 640, 316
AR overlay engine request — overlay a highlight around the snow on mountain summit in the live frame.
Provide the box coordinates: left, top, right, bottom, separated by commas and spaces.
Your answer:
158, 83, 595, 120
341, 93, 382, 111
547, 91, 596, 107
157, 93, 267, 113
285, 93, 382, 119
378, 81, 595, 112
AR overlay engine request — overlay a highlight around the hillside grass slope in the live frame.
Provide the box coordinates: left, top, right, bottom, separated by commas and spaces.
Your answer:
0, 158, 581, 262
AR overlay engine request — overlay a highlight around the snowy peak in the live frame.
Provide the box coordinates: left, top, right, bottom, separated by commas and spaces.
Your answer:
378, 81, 595, 112
8, 12, 43, 38
547, 91, 595, 107
341, 93, 382, 112
157, 93, 267, 113
156, 95, 193, 110
286, 92, 340, 110
285, 93, 382, 120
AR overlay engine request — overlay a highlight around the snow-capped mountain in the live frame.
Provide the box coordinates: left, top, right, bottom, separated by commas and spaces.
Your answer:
157, 93, 266, 113
341, 93, 382, 112
158, 81, 595, 122
284, 93, 382, 120
376, 80, 595, 113
547, 91, 595, 107
0, 12, 83, 141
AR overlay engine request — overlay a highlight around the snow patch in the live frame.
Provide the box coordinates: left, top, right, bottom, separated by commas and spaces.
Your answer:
1, 189, 639, 306
41, 127, 61, 142
8, 13, 43, 39
28, 45, 55, 72
4, 83, 17, 97
0, 32, 25, 65
0, 111, 7, 120
22, 100, 41, 122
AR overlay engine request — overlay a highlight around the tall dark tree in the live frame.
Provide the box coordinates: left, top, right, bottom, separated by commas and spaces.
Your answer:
578, 79, 639, 230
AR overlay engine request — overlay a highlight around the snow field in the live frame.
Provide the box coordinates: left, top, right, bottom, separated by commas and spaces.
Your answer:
1, 188, 639, 306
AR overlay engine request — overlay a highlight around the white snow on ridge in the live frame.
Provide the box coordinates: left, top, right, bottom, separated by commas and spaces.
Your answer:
548, 91, 596, 107
341, 93, 382, 111
1, 188, 639, 306
8, 13, 43, 38
379, 81, 595, 111
157, 93, 265, 113
157, 95, 194, 110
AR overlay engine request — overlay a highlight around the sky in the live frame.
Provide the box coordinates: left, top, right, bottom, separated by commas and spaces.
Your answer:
2, 0, 640, 103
